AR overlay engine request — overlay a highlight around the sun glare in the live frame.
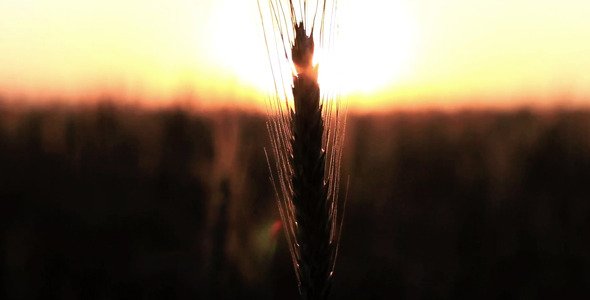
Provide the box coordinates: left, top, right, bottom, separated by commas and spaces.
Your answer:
208, 0, 418, 104
2, 0, 590, 110
207, 0, 270, 92
321, 0, 418, 95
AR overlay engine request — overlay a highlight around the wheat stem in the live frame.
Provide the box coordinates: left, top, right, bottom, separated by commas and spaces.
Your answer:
290, 21, 333, 299
259, 1, 345, 299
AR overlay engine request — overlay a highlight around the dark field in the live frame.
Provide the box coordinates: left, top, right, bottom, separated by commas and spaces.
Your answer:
1, 104, 589, 299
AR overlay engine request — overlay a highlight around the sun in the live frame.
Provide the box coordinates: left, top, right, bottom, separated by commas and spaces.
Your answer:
318, 0, 418, 95
207, 0, 417, 108
206, 0, 271, 90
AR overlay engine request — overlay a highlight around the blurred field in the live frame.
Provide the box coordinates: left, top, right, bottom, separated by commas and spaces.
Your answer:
1, 102, 589, 299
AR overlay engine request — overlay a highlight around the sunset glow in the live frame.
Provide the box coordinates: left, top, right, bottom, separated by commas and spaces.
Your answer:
1, 0, 590, 111
333, 0, 418, 93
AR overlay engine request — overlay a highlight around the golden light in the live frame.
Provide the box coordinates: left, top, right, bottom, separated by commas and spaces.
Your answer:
207, 0, 271, 93
208, 0, 419, 105
1, 0, 590, 111
318, 0, 418, 95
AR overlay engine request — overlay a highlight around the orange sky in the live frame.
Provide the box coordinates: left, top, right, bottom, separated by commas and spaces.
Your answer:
1, 0, 589, 111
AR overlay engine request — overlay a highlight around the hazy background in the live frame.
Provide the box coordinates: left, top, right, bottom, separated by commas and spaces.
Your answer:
1, 106, 589, 299
1, 0, 590, 110
1, 0, 590, 299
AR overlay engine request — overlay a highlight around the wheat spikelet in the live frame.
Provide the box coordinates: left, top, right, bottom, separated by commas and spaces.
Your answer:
258, 1, 347, 299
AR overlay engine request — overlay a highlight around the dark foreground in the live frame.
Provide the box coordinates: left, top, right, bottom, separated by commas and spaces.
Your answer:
1, 104, 589, 299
